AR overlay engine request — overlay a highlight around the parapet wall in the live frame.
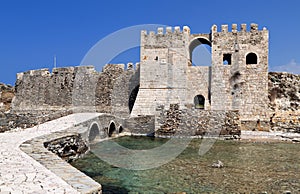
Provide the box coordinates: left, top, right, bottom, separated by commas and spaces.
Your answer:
141, 26, 190, 49
211, 23, 267, 33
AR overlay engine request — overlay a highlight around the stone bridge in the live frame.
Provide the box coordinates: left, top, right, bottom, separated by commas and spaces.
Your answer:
74, 113, 155, 144
0, 112, 154, 193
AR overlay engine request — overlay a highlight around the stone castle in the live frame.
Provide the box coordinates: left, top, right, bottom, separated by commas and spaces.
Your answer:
132, 23, 269, 131
4, 23, 300, 134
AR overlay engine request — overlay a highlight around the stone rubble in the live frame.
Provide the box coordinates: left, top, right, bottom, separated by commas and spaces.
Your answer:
44, 135, 89, 162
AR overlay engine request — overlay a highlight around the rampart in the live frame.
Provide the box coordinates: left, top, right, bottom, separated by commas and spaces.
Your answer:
12, 63, 140, 117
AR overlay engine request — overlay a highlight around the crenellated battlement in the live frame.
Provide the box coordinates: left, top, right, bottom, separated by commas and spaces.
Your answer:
141, 26, 190, 36
211, 23, 268, 33
141, 26, 191, 50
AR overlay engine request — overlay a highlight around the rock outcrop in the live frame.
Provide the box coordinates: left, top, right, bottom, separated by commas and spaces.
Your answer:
0, 83, 14, 112
44, 135, 88, 162
268, 72, 300, 132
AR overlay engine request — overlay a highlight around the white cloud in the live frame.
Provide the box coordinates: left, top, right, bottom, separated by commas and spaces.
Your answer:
270, 59, 300, 75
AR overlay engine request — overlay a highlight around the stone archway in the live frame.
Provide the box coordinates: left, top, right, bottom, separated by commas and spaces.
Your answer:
108, 122, 116, 137
246, 52, 258, 64
189, 37, 212, 66
194, 95, 205, 109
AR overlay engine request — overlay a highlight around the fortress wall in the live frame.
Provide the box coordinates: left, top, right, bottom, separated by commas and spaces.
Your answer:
12, 66, 100, 113
13, 68, 52, 112
110, 63, 140, 118
11, 64, 139, 116
94, 64, 124, 113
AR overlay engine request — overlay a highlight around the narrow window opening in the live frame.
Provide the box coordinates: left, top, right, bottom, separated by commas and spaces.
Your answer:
246, 53, 258, 64
223, 54, 232, 65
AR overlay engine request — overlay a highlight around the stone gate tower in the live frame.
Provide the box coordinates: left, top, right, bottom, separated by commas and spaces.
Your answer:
131, 23, 269, 130
131, 26, 192, 116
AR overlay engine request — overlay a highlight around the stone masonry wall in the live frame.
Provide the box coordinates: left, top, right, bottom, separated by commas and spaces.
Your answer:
12, 64, 138, 117
156, 104, 240, 137
186, 66, 211, 110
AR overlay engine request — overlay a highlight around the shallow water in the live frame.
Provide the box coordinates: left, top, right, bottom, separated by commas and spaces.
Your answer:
71, 136, 300, 193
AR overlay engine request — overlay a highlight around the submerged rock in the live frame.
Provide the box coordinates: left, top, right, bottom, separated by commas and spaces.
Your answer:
212, 160, 224, 168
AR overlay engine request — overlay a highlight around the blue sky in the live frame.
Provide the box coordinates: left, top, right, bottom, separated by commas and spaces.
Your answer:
0, 0, 300, 85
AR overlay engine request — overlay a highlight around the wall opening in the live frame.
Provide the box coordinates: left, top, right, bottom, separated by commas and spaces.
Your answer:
189, 37, 212, 66
194, 95, 205, 109
246, 53, 258, 64
89, 123, 100, 142
108, 122, 116, 137
223, 54, 232, 65
129, 85, 140, 113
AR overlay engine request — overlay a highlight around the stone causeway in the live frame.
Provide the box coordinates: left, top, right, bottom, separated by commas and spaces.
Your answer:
0, 113, 102, 194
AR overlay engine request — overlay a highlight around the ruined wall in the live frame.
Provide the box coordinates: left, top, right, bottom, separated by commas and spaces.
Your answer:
211, 24, 269, 129
269, 72, 300, 132
156, 104, 240, 137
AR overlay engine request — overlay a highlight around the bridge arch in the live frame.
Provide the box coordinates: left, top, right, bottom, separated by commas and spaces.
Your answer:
88, 122, 100, 142
118, 125, 124, 133
108, 121, 117, 137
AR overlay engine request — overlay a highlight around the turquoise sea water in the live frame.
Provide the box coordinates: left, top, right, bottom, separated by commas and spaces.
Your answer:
71, 136, 300, 193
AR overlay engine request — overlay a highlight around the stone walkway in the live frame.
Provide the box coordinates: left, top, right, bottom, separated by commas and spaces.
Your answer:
0, 113, 100, 194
